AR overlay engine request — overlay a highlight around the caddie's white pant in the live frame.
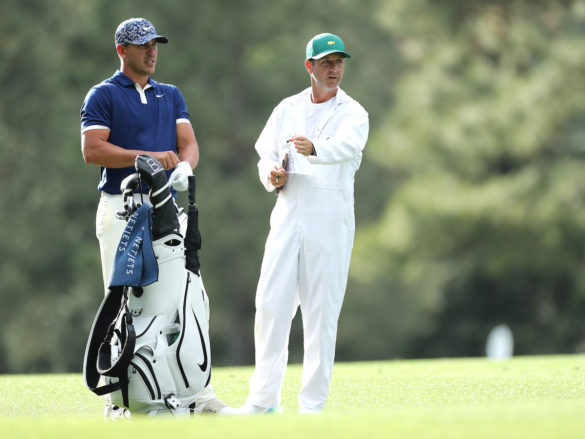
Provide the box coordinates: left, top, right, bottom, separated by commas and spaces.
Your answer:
246, 180, 355, 412
95, 192, 216, 404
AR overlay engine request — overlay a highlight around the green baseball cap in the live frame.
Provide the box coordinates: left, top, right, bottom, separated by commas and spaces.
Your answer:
306, 33, 351, 60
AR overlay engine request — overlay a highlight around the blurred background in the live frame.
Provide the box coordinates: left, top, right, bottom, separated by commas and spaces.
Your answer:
2, 0, 585, 374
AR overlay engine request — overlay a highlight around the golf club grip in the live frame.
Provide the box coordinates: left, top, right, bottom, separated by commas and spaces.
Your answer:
188, 175, 196, 205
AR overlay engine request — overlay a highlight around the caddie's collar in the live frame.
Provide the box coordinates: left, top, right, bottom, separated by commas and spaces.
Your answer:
298, 86, 349, 105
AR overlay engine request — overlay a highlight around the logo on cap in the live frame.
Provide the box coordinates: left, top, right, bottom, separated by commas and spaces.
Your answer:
306, 33, 351, 60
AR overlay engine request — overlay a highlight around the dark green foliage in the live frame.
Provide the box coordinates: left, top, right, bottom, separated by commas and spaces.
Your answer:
350, 0, 585, 359
1, 0, 585, 373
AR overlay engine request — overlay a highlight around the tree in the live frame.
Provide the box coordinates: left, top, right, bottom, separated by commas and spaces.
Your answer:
0, 0, 392, 372
349, 0, 585, 358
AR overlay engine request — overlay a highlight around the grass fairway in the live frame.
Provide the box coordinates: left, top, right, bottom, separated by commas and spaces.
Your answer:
1, 355, 584, 438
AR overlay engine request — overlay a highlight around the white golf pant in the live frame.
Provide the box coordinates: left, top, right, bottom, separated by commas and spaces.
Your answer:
95, 191, 216, 404
246, 181, 355, 411
96, 192, 192, 293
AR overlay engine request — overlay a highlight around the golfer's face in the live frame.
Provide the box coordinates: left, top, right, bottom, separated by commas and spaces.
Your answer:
310, 54, 345, 90
124, 40, 158, 77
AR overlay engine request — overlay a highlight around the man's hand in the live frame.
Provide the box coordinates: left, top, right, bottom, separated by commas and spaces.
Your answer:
151, 151, 181, 170
292, 135, 315, 156
270, 166, 287, 188
169, 161, 193, 191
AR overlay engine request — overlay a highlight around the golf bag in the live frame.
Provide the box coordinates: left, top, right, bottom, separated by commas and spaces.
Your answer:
83, 154, 211, 415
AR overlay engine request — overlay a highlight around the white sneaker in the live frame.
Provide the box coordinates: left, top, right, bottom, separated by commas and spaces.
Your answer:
104, 402, 131, 420
221, 403, 282, 416
299, 406, 322, 415
192, 397, 228, 414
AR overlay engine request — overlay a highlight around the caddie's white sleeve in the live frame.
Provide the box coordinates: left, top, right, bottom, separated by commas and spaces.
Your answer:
255, 107, 281, 192
308, 108, 369, 165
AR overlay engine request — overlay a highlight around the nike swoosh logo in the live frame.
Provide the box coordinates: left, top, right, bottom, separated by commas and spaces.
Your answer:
156, 94, 164, 98
193, 308, 208, 372
143, 26, 152, 31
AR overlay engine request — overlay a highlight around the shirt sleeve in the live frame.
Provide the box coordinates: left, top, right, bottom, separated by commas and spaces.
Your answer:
255, 106, 282, 192
80, 86, 112, 133
308, 105, 369, 165
174, 86, 190, 123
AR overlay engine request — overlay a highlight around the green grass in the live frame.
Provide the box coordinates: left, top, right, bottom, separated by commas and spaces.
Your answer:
1, 356, 585, 438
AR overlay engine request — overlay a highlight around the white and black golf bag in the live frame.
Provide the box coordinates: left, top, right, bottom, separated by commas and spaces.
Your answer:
84, 154, 211, 415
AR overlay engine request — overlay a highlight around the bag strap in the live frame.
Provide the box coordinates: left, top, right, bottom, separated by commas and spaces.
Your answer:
83, 286, 136, 408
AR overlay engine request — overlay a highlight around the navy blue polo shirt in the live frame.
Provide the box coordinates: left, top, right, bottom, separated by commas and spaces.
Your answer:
80, 70, 190, 194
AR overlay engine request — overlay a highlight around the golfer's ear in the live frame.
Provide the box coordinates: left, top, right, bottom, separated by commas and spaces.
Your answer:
116, 45, 125, 56
305, 59, 313, 74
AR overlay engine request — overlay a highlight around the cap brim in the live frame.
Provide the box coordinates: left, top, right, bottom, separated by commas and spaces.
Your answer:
128, 35, 169, 45
309, 50, 351, 60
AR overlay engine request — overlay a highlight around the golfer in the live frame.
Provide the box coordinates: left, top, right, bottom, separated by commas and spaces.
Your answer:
227, 33, 369, 414
80, 17, 226, 417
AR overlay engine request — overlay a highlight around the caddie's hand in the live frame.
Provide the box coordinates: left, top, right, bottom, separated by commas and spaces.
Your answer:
151, 151, 181, 170
292, 135, 315, 156
169, 161, 193, 191
270, 166, 287, 188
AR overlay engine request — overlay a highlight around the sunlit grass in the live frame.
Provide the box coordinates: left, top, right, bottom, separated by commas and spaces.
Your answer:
1, 356, 584, 438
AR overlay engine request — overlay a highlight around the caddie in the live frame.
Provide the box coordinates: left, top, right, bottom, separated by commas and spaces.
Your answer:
226, 32, 369, 415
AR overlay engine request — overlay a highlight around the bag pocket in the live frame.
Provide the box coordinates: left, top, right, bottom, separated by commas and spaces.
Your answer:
111, 347, 163, 411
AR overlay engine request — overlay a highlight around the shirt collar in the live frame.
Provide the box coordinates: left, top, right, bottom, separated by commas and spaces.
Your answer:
112, 70, 155, 89
299, 86, 348, 106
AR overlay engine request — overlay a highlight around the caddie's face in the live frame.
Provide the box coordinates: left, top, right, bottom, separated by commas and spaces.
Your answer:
306, 53, 345, 91
119, 40, 158, 77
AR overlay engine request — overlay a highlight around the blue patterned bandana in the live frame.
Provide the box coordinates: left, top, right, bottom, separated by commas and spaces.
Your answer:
115, 18, 168, 46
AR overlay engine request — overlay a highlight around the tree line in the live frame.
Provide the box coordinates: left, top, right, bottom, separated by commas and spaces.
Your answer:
1, 0, 584, 373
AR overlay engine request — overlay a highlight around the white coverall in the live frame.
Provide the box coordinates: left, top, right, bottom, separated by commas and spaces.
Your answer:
247, 87, 369, 411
